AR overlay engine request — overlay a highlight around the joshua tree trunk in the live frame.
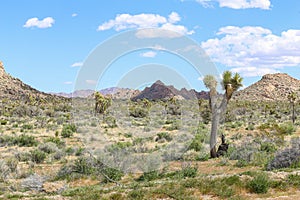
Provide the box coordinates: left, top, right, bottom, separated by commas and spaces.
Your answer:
210, 111, 220, 158
209, 92, 228, 158
292, 103, 295, 124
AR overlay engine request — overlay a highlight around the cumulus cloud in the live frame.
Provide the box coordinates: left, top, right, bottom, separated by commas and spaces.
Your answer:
71, 62, 83, 67
140, 51, 157, 58
23, 17, 55, 28
72, 13, 78, 17
195, 0, 271, 9
201, 26, 300, 77
97, 12, 194, 37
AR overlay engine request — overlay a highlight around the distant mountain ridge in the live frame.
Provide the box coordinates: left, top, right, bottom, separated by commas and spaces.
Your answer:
54, 87, 139, 99
233, 73, 300, 101
131, 80, 209, 101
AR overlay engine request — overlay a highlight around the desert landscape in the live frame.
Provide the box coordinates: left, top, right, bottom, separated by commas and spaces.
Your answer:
0, 60, 299, 200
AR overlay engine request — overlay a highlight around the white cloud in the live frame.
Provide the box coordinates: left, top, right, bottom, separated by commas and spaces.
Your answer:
23, 17, 55, 28
168, 12, 181, 23
201, 26, 300, 77
97, 13, 166, 31
72, 13, 78, 17
71, 62, 83, 67
97, 12, 194, 38
140, 51, 157, 58
64, 81, 73, 85
195, 0, 271, 9
86, 79, 97, 85
231, 67, 279, 77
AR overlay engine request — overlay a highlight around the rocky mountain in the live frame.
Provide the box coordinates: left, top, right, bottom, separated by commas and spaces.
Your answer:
131, 80, 209, 101
233, 73, 300, 101
0, 61, 62, 102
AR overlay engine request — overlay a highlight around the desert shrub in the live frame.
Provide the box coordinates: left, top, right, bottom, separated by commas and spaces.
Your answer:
21, 173, 46, 192
277, 122, 296, 135
15, 151, 31, 162
247, 172, 269, 194
0, 134, 37, 147
38, 142, 58, 154
166, 104, 181, 115
260, 142, 277, 153
188, 133, 205, 152
44, 137, 65, 148
229, 141, 260, 163
0, 119, 7, 125
156, 132, 172, 142
22, 124, 33, 130
52, 149, 65, 160
197, 152, 210, 161
102, 167, 123, 183
16, 134, 37, 147
30, 149, 46, 163
61, 124, 77, 138
129, 106, 148, 118
5, 157, 18, 173
286, 174, 300, 187
179, 165, 198, 178
0, 160, 10, 181
128, 189, 144, 200
137, 170, 160, 182
108, 142, 132, 152
166, 120, 181, 131
103, 116, 117, 128
74, 156, 95, 175
267, 137, 300, 170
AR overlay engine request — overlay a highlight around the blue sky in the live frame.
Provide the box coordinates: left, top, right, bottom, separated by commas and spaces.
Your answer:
0, 0, 300, 92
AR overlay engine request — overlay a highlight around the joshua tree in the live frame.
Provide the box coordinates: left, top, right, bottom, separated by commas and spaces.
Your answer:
203, 71, 243, 158
94, 92, 112, 114
287, 91, 297, 124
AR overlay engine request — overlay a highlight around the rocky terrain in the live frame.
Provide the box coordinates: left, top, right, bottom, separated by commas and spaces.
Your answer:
234, 73, 300, 101
0, 61, 63, 102
131, 80, 209, 101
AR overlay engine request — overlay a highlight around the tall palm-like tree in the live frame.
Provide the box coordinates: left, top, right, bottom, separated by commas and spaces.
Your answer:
287, 91, 297, 124
204, 71, 243, 158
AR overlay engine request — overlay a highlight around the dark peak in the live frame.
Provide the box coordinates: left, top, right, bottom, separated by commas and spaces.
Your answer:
154, 80, 165, 85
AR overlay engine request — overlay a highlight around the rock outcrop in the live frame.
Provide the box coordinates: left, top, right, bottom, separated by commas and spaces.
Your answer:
233, 73, 300, 101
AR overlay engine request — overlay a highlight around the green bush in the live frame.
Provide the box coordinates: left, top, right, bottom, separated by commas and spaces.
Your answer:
108, 142, 132, 152
129, 106, 148, 118
74, 157, 94, 175
137, 170, 160, 182
103, 116, 117, 128
30, 149, 46, 163
102, 167, 123, 183
247, 172, 269, 194
0, 120, 8, 125
61, 124, 77, 138
156, 132, 172, 142
188, 133, 205, 152
22, 124, 33, 130
44, 137, 65, 148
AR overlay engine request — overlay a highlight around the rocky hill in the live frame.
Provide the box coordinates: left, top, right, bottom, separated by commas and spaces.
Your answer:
233, 73, 300, 101
0, 61, 63, 102
131, 80, 209, 101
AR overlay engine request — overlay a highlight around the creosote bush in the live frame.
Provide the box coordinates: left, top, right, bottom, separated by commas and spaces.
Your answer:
247, 172, 270, 194
61, 124, 77, 138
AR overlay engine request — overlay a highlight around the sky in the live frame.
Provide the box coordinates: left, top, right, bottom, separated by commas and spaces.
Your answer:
0, 0, 300, 93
